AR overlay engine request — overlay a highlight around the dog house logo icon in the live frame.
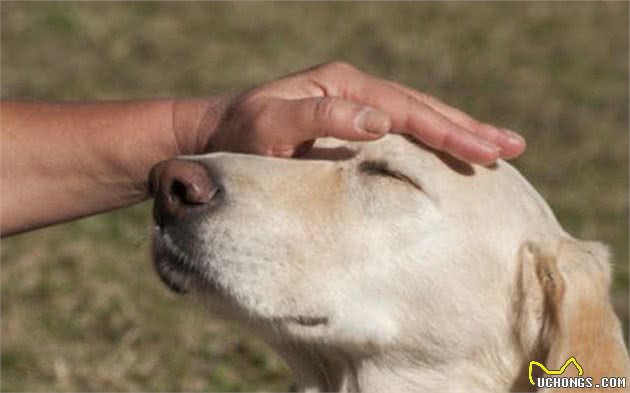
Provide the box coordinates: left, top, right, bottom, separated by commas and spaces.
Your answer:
529, 356, 584, 386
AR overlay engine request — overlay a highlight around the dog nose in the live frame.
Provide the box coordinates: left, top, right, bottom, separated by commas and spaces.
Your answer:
149, 159, 218, 226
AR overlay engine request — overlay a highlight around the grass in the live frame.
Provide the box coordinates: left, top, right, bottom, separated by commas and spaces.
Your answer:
1, 2, 628, 391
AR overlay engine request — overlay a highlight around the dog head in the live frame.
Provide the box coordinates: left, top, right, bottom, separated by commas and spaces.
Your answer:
150, 135, 627, 389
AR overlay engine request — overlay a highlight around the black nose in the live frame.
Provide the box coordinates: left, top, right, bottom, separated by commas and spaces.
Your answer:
149, 159, 219, 226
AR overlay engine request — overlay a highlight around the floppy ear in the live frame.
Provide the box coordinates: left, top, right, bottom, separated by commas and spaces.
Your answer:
517, 239, 630, 392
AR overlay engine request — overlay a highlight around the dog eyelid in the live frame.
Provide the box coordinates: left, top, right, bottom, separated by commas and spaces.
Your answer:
358, 160, 424, 192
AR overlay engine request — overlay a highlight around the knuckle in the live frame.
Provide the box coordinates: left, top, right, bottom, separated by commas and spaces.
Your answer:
315, 61, 358, 77
313, 97, 340, 123
439, 132, 454, 149
417, 89, 438, 102
422, 122, 452, 150
328, 61, 357, 72
433, 131, 453, 150
402, 99, 429, 130
404, 92, 419, 108
248, 102, 273, 132
390, 81, 427, 102
269, 146, 296, 158
479, 122, 500, 135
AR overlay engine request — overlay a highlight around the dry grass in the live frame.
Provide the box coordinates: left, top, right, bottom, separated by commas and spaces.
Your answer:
1, 2, 628, 391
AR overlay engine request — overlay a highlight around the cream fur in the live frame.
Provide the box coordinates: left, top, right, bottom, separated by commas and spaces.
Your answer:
152, 135, 629, 392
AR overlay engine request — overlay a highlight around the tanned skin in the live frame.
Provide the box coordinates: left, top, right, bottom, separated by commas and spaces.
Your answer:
0, 62, 525, 236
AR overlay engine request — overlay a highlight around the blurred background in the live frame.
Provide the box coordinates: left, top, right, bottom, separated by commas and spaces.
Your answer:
1, 2, 628, 391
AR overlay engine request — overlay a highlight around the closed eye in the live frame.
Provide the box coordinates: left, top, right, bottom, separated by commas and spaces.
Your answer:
359, 160, 424, 192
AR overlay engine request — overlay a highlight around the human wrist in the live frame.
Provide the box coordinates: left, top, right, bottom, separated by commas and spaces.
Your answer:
171, 96, 230, 155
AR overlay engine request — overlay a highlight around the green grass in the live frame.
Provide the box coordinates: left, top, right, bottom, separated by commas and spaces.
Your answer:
1, 2, 628, 391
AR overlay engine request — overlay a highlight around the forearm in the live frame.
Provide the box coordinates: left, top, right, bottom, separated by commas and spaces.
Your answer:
0, 99, 221, 236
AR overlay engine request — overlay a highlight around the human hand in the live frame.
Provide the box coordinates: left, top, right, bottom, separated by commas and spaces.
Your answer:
181, 62, 525, 164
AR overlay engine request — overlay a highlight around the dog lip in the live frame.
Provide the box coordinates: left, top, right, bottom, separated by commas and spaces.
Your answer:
157, 261, 190, 294
153, 252, 192, 295
152, 228, 199, 294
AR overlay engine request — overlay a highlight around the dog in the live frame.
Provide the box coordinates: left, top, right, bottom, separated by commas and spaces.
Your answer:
149, 134, 629, 392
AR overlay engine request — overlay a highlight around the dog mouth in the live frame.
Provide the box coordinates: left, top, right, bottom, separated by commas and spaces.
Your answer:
152, 227, 206, 294
152, 228, 330, 331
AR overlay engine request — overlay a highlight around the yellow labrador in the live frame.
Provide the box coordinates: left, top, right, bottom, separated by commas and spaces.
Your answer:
150, 135, 629, 392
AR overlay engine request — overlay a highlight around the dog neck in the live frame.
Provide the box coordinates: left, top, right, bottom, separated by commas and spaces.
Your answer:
272, 342, 520, 392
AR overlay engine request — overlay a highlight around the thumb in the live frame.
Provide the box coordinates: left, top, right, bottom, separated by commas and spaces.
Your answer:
274, 97, 392, 142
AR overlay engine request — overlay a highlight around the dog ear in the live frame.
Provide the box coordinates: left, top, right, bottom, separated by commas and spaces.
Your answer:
517, 239, 630, 392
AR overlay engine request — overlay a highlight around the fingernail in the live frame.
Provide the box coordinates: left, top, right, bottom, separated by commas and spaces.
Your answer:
502, 129, 525, 144
477, 138, 501, 154
354, 107, 391, 134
